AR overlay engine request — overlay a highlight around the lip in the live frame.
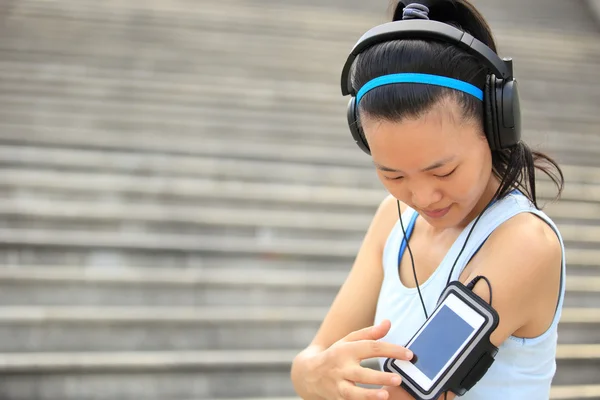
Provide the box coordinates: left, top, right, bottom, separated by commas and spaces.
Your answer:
422, 205, 452, 219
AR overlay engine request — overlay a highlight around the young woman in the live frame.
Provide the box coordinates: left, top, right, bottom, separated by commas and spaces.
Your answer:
290, 1, 565, 399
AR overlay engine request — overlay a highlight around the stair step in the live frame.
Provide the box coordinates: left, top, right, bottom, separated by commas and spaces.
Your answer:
0, 218, 595, 262
1, 14, 596, 88
0, 144, 598, 187
0, 94, 597, 138
0, 199, 600, 258
12, 0, 599, 37
0, 306, 593, 352
550, 385, 600, 399
12, 0, 600, 36
5, 1, 598, 66
0, 168, 577, 210
0, 122, 600, 175
0, 99, 593, 158
0, 267, 595, 307
0, 195, 598, 236
1, 197, 596, 234
0, 64, 596, 115
4, 121, 600, 168
0, 108, 597, 163
0, 228, 360, 258
0, 347, 594, 399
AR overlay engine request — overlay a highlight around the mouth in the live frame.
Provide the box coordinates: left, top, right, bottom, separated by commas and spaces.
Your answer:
421, 205, 452, 219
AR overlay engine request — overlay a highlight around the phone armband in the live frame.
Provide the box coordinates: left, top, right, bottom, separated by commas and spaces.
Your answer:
383, 281, 499, 399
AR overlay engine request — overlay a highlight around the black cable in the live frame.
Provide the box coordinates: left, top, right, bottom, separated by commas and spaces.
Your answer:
396, 188, 501, 400
445, 183, 507, 286
397, 200, 429, 319
467, 275, 493, 306
444, 198, 496, 287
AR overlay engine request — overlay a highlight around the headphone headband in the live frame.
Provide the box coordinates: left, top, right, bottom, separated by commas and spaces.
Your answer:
356, 73, 484, 105
340, 20, 512, 96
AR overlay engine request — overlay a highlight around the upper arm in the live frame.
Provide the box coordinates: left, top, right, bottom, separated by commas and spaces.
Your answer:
464, 213, 563, 347
310, 194, 404, 350
389, 214, 562, 400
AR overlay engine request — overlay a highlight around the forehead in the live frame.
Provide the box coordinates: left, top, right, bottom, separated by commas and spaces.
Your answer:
361, 106, 479, 171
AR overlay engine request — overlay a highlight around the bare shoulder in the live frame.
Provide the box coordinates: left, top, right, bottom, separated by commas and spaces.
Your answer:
473, 211, 562, 292
467, 211, 563, 344
490, 212, 562, 264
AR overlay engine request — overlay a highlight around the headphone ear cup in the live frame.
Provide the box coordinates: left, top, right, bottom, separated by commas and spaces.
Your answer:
497, 78, 521, 148
347, 97, 371, 155
484, 75, 500, 151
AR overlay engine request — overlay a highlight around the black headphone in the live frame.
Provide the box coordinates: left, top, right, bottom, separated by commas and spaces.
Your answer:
340, 18, 521, 154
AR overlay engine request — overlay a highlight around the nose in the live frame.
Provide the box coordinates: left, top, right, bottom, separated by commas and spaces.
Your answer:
411, 184, 442, 210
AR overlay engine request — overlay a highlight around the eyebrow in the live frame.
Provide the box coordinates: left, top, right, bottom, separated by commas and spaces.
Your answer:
374, 156, 456, 174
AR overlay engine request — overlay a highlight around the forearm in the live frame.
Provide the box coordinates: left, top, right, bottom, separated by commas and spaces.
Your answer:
383, 385, 415, 400
290, 345, 326, 400
384, 386, 456, 400
439, 392, 456, 400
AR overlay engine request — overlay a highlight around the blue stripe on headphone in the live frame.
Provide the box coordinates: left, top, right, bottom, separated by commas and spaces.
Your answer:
356, 73, 484, 104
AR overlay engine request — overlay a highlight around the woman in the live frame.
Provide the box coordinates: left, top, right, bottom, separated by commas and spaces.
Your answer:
290, 0, 566, 399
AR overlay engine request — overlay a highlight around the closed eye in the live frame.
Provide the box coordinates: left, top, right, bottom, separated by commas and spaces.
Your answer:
384, 175, 404, 181
435, 167, 457, 178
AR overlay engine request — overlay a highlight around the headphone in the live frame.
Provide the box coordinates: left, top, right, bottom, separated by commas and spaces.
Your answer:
340, 10, 521, 154
339, 4, 517, 329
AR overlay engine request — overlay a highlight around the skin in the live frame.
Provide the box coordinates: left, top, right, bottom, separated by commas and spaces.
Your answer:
291, 96, 562, 400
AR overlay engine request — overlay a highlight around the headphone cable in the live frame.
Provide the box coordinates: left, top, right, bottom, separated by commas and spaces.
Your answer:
397, 200, 428, 318
396, 188, 503, 399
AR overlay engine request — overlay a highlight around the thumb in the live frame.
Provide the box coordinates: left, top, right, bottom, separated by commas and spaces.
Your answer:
343, 319, 392, 342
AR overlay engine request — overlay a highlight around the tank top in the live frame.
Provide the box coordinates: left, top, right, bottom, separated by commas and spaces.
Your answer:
374, 191, 566, 399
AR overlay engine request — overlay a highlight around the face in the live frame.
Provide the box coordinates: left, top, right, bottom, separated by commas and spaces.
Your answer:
361, 98, 497, 229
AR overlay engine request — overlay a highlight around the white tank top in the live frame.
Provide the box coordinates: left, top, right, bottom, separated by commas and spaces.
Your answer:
374, 191, 566, 399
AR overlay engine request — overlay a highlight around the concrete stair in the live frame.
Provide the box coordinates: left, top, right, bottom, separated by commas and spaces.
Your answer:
0, 266, 598, 308
0, 347, 597, 400
0, 305, 596, 353
0, 0, 598, 399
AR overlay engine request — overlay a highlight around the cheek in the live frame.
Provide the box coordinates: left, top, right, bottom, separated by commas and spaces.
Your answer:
376, 174, 410, 202
450, 156, 493, 203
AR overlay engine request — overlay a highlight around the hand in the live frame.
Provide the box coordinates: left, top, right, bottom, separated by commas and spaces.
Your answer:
305, 319, 414, 400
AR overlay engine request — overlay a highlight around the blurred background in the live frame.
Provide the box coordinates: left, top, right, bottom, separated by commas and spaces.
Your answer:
0, 0, 598, 399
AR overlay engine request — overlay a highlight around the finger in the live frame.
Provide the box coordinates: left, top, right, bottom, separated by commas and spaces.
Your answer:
343, 320, 391, 343
337, 380, 389, 400
346, 366, 402, 387
351, 340, 414, 361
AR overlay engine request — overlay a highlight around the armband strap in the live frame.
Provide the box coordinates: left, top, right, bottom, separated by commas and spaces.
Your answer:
460, 350, 496, 391
447, 342, 499, 396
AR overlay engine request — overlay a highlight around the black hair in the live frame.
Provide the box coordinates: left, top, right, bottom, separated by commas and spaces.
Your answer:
353, 0, 563, 208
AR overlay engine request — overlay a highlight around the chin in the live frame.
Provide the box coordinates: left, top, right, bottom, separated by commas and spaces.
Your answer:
420, 206, 464, 229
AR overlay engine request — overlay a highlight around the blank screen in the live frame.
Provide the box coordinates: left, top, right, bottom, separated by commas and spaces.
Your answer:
409, 305, 475, 380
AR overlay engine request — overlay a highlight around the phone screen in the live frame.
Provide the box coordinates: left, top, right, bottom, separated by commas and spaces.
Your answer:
408, 304, 476, 380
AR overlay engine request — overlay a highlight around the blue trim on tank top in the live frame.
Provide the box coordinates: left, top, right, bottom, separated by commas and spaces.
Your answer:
398, 211, 419, 267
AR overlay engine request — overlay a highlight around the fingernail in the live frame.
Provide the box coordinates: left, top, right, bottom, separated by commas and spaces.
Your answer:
391, 376, 401, 385
378, 391, 387, 400
406, 350, 413, 359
